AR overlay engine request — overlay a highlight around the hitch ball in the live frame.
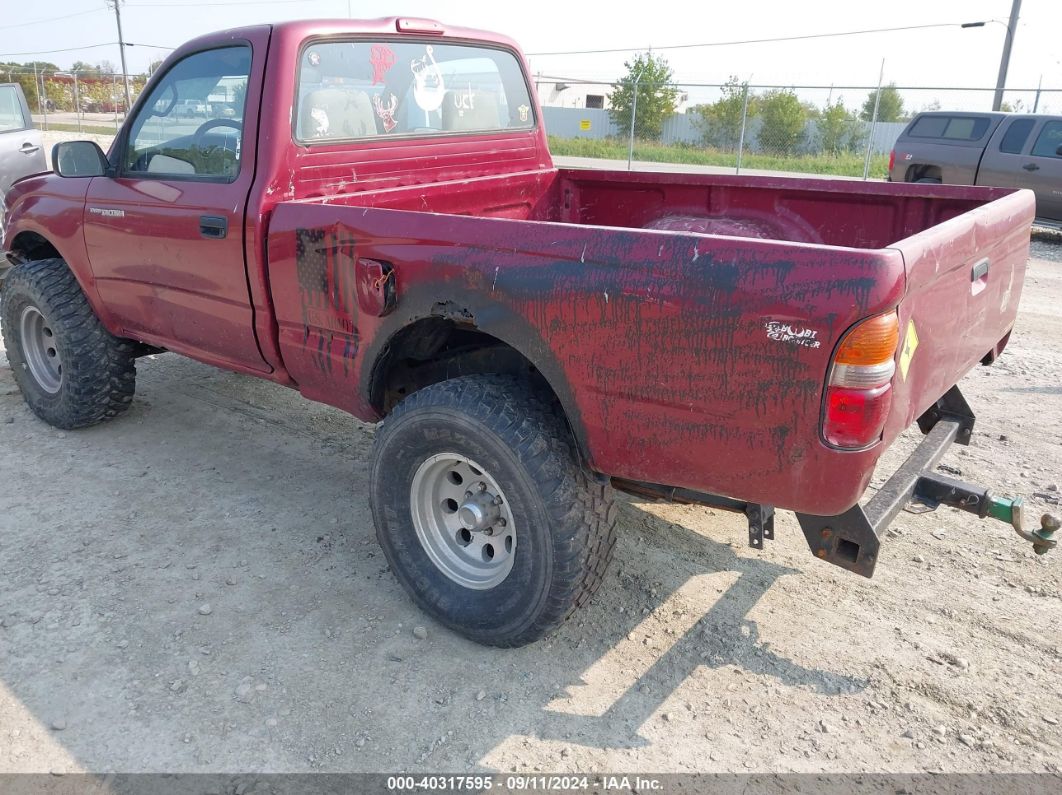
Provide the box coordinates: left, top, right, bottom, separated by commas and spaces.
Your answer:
1035, 513, 1060, 555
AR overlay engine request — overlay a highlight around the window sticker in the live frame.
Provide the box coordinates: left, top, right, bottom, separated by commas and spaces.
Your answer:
310, 107, 330, 137
307, 51, 321, 67
452, 83, 475, 118
410, 45, 445, 112
373, 93, 398, 133
518, 104, 530, 122
370, 44, 395, 85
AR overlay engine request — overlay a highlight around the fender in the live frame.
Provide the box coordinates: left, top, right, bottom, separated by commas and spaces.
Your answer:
361, 284, 594, 469
3, 173, 119, 333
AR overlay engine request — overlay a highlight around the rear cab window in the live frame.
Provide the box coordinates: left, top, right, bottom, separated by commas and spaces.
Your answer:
294, 39, 535, 143
1030, 121, 1062, 159
908, 115, 991, 141
0, 85, 29, 133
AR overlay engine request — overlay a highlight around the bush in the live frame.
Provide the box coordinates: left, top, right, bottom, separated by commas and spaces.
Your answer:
757, 89, 806, 155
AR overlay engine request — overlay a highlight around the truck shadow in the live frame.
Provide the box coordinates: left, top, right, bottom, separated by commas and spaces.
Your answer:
0, 355, 865, 771
481, 503, 866, 755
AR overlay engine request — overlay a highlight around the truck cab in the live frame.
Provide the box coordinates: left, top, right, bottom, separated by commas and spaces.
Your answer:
890, 110, 1062, 227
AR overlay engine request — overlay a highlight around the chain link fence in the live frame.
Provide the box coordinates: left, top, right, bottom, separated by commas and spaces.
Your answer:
7, 63, 1060, 182
2, 66, 151, 133
540, 79, 1062, 179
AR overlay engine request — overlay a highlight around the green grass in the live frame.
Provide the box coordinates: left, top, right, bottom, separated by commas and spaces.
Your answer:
548, 135, 890, 179
36, 122, 118, 136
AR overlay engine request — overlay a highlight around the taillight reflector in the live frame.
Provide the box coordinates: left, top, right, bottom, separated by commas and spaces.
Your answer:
889, 149, 896, 172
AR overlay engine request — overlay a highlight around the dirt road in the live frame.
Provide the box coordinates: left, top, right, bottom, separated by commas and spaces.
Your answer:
0, 239, 1060, 775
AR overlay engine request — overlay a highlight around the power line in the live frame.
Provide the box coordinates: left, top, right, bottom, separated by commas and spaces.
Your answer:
532, 75, 1062, 92
0, 8, 104, 32
127, 0, 324, 6
526, 22, 973, 56
0, 42, 173, 58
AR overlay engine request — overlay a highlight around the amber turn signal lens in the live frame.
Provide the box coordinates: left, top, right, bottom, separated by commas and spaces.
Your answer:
834, 313, 900, 366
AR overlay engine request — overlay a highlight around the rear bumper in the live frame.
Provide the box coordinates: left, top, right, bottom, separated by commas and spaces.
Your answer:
796, 415, 966, 577
796, 385, 1056, 576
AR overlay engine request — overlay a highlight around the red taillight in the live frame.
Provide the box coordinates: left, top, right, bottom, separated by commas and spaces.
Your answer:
822, 313, 900, 449
888, 149, 896, 173
824, 385, 893, 448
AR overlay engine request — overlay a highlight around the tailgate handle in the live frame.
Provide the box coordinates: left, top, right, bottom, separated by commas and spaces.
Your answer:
1022, 163, 1040, 172
971, 258, 990, 283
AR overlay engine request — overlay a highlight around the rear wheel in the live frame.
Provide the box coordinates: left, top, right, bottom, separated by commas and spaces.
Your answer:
370, 375, 618, 647
1, 258, 136, 429
915, 177, 942, 184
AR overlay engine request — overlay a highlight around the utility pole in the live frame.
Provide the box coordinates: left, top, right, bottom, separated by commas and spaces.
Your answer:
992, 0, 1022, 111
109, 0, 133, 114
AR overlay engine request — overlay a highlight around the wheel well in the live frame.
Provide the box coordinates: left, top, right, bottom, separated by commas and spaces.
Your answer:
904, 164, 942, 183
9, 232, 61, 263
371, 318, 564, 418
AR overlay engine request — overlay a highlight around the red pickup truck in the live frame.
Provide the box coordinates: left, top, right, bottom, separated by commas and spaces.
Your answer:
1, 18, 1055, 646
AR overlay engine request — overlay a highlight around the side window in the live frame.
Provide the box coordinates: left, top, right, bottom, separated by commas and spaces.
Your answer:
0, 86, 28, 133
908, 115, 990, 141
999, 118, 1035, 154
125, 46, 250, 180
1030, 121, 1062, 159
295, 39, 534, 142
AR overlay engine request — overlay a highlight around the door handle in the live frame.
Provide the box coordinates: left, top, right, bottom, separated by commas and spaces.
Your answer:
1022, 163, 1040, 171
199, 215, 228, 239
19, 142, 40, 154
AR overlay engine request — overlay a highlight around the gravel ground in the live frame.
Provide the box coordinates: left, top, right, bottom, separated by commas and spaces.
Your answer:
0, 235, 1061, 776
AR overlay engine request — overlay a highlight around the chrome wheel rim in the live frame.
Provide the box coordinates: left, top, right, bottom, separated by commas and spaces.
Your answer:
410, 453, 517, 590
19, 305, 62, 394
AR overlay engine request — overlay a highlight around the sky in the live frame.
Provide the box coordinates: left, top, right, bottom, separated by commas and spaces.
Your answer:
1, 0, 1059, 112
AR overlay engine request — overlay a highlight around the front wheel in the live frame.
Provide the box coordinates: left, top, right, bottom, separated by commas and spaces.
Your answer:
1, 258, 136, 429
370, 375, 618, 647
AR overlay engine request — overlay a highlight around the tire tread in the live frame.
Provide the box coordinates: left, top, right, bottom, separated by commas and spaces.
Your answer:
1, 258, 136, 429
373, 374, 618, 647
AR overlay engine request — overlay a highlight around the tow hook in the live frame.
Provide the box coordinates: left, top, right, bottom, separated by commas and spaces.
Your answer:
988, 496, 1059, 555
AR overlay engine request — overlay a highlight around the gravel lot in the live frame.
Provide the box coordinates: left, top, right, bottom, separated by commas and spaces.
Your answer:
1, 214, 1061, 774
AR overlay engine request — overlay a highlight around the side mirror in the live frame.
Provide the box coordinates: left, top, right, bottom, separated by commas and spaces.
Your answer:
52, 141, 110, 178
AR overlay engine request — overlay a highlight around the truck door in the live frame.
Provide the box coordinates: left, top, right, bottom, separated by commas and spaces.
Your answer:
977, 117, 1062, 223
1022, 120, 1062, 222
82, 36, 270, 371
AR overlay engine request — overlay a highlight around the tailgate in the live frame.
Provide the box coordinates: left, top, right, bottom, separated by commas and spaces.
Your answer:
884, 188, 1035, 439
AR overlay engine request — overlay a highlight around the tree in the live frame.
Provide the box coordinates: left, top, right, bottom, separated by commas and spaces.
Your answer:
692, 75, 755, 151
607, 52, 679, 140
817, 99, 849, 155
70, 60, 102, 75
860, 83, 905, 122
757, 88, 807, 155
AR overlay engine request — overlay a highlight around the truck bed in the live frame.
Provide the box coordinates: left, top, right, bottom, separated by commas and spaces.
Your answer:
266, 170, 1034, 515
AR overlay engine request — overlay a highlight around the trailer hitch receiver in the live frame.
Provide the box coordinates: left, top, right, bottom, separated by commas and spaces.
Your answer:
795, 387, 1056, 576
